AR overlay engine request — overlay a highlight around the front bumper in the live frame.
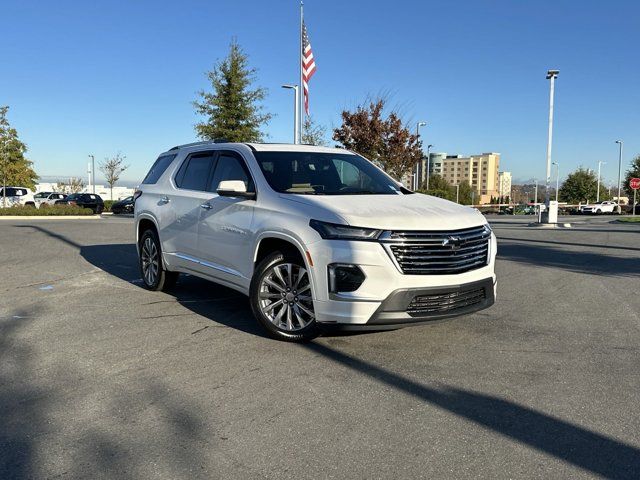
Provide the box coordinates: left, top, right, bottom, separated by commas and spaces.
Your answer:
306, 232, 497, 327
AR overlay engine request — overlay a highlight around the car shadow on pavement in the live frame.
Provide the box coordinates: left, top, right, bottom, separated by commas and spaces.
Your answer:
305, 341, 640, 480
497, 242, 640, 277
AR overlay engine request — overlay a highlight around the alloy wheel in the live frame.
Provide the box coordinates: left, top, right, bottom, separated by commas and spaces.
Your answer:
258, 263, 314, 331
141, 237, 159, 286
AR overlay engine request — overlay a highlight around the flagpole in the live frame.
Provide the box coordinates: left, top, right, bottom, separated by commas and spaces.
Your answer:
299, 1, 304, 144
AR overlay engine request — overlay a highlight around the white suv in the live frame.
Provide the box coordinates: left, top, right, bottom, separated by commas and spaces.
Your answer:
135, 142, 497, 341
0, 187, 35, 207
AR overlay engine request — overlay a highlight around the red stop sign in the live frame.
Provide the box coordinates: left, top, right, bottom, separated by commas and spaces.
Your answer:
631, 178, 640, 190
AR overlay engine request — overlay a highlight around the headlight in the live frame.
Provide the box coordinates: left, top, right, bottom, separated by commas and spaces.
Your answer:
309, 219, 382, 240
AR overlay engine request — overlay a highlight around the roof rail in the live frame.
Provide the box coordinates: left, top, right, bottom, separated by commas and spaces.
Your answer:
169, 139, 230, 151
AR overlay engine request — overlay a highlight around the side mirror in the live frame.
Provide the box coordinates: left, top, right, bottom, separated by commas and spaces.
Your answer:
216, 180, 256, 199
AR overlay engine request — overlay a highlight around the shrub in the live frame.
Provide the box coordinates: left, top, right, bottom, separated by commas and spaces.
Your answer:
0, 204, 94, 216
103, 200, 116, 212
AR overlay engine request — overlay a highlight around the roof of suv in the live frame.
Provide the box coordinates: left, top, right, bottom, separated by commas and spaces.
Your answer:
167, 141, 353, 155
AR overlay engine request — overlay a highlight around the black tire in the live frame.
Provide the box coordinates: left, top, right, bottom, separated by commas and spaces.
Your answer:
139, 229, 178, 291
250, 251, 319, 342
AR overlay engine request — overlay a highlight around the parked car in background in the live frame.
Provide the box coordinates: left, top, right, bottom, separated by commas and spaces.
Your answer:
111, 196, 134, 214
55, 193, 104, 213
34, 192, 66, 208
0, 186, 35, 207
135, 141, 497, 342
580, 200, 617, 214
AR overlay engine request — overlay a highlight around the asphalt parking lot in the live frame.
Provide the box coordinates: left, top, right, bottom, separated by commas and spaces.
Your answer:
1, 215, 639, 479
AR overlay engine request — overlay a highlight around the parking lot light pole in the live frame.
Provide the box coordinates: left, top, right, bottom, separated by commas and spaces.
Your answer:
541, 69, 559, 222
282, 85, 299, 144
425, 144, 433, 190
552, 161, 560, 203
88, 154, 95, 194
615, 140, 623, 205
596, 160, 606, 203
415, 122, 427, 190
455, 184, 459, 203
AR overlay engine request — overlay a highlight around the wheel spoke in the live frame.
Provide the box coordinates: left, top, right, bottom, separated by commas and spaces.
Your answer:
294, 269, 307, 289
273, 302, 287, 325
286, 304, 293, 330
273, 265, 288, 288
287, 264, 293, 289
263, 299, 284, 313
296, 302, 314, 318
264, 278, 285, 293
293, 305, 307, 328
297, 284, 310, 294
259, 292, 281, 299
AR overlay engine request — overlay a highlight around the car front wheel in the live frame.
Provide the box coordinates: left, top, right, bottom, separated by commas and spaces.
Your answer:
139, 229, 178, 291
250, 251, 319, 342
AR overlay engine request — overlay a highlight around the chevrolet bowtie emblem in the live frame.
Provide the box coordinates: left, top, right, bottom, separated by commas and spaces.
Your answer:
442, 235, 463, 249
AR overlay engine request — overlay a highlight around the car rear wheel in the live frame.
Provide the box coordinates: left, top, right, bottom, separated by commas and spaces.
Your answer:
250, 251, 319, 342
139, 229, 178, 291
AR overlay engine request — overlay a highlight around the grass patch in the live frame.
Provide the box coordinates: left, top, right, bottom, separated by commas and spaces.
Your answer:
0, 205, 95, 216
617, 216, 640, 223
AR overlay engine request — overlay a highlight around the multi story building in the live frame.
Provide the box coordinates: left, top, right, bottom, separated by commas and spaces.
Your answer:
498, 171, 512, 200
425, 152, 500, 204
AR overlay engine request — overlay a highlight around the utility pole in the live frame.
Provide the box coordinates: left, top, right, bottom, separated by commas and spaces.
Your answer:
455, 184, 460, 203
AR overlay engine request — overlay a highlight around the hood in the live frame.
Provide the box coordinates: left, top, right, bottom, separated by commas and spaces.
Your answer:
281, 193, 486, 230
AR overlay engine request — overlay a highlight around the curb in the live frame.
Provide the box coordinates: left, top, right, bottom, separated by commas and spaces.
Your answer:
0, 215, 102, 220
527, 222, 573, 229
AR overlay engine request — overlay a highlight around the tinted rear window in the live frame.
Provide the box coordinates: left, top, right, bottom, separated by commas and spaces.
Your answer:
175, 153, 214, 191
142, 154, 177, 184
1, 188, 27, 196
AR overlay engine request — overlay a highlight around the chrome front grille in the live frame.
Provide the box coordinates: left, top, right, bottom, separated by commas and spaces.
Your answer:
382, 225, 491, 275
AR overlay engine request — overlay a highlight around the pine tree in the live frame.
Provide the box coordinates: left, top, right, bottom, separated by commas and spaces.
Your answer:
194, 40, 272, 142
0, 106, 37, 192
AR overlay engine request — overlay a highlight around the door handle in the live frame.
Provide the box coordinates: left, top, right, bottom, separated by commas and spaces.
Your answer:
200, 202, 212, 210
160, 195, 170, 204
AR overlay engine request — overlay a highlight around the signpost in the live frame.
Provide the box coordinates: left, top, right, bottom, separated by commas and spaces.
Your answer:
631, 178, 640, 216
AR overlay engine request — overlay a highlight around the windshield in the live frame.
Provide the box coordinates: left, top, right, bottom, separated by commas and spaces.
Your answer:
253, 151, 404, 195
34, 192, 51, 199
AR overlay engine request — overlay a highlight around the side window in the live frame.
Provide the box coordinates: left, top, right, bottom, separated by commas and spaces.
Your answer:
142, 154, 177, 184
208, 152, 254, 192
175, 153, 215, 191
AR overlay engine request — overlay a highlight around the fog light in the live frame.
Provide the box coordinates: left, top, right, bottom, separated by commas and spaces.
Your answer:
328, 264, 365, 293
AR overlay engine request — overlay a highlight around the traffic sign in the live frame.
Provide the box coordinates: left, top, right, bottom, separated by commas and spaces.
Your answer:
630, 178, 640, 190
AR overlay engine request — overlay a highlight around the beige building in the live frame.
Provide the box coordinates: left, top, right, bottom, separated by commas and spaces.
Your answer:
440, 153, 500, 204
498, 171, 512, 200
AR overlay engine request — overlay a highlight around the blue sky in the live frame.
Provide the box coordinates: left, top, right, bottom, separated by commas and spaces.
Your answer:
1, 0, 638, 185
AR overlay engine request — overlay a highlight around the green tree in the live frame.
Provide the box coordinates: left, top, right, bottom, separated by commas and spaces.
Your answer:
457, 182, 474, 205
559, 167, 610, 203
302, 115, 327, 146
99, 153, 128, 200
194, 40, 272, 142
0, 106, 37, 192
418, 174, 454, 201
622, 154, 640, 198
332, 98, 423, 180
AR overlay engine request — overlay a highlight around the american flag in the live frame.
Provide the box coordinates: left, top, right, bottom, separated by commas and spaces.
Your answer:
301, 21, 316, 115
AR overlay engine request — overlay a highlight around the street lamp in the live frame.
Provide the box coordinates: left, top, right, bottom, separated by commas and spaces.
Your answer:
615, 140, 623, 205
88, 154, 95, 194
282, 85, 299, 144
455, 184, 460, 203
425, 144, 434, 190
415, 121, 427, 190
596, 160, 606, 202
542, 69, 559, 222
552, 161, 560, 203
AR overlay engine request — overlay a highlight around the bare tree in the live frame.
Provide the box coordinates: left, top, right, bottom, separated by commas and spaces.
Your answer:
302, 116, 328, 146
56, 177, 85, 194
100, 153, 128, 200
